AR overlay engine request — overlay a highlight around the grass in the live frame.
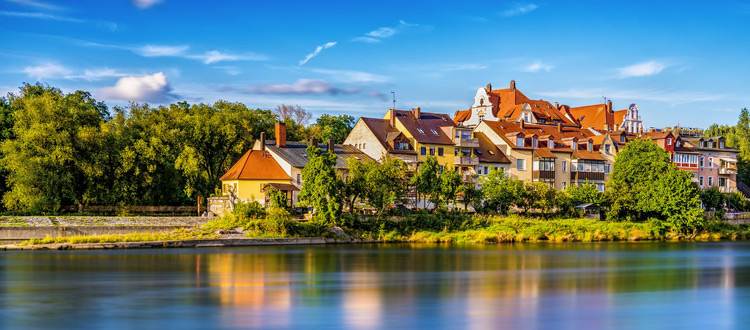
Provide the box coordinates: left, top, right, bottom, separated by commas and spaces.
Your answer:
12, 211, 750, 246
0, 217, 28, 227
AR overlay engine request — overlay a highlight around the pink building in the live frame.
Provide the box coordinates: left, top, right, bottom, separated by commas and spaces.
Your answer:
676, 135, 738, 193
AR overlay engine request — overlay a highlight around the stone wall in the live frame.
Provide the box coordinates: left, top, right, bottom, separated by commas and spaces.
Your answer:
0, 225, 189, 241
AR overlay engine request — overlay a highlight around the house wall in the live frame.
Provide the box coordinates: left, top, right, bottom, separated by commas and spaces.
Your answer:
694, 151, 738, 192
462, 88, 498, 127
344, 120, 389, 161
473, 122, 533, 182
221, 179, 292, 204
552, 152, 572, 190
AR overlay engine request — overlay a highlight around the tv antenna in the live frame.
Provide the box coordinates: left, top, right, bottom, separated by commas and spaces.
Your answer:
391, 91, 396, 110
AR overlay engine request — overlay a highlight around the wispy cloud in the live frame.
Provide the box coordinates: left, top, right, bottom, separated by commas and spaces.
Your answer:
131, 0, 163, 9
189, 50, 267, 64
500, 3, 539, 17
310, 68, 389, 83
213, 66, 241, 76
353, 20, 419, 43
245, 79, 359, 95
298, 42, 336, 66
618, 60, 668, 78
100, 72, 178, 103
83, 41, 268, 64
5, 0, 65, 11
23, 62, 72, 80
538, 87, 724, 105
521, 60, 553, 72
136, 45, 189, 57
0, 11, 81, 22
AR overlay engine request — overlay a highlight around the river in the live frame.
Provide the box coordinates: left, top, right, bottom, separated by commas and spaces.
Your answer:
2, 242, 749, 329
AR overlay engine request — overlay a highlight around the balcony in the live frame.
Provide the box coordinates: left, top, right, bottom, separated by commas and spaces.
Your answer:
533, 170, 555, 180
719, 186, 737, 193
719, 167, 737, 175
455, 156, 479, 166
454, 137, 480, 148
571, 171, 605, 182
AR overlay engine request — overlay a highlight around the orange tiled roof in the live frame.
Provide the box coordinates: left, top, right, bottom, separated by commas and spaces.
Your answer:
568, 104, 614, 129
220, 149, 291, 181
573, 150, 606, 161
613, 109, 627, 126
453, 110, 471, 124
486, 88, 577, 126
482, 120, 596, 150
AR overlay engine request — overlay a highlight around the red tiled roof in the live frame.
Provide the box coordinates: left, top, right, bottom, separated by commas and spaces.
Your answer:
453, 110, 471, 124
487, 88, 577, 126
613, 109, 627, 126
573, 150, 606, 161
220, 150, 290, 181
568, 104, 614, 129
534, 148, 557, 158
393, 109, 455, 145
474, 131, 511, 163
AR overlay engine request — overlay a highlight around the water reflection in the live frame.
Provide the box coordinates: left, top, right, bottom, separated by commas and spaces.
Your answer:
2, 242, 750, 329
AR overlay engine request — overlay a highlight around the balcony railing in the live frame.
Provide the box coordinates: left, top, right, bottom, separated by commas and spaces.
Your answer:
719, 186, 737, 193
454, 138, 480, 148
719, 167, 737, 175
455, 156, 479, 166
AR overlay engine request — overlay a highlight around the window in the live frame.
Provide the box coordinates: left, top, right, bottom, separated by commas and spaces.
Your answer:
621, 135, 626, 143
605, 163, 611, 174
538, 159, 554, 171
297, 174, 301, 184
478, 115, 484, 122
516, 159, 526, 171
562, 161, 567, 173
700, 141, 704, 148
431, 129, 439, 136
719, 177, 727, 187
478, 167, 482, 175
549, 138, 554, 149
720, 142, 725, 149
708, 177, 714, 187
363, 143, 365, 148
562, 182, 567, 189
516, 137, 524, 148
709, 157, 714, 168
417, 128, 425, 134
699, 176, 704, 186
420, 147, 426, 155
429, 147, 435, 156
438, 147, 444, 156
667, 138, 672, 146
532, 137, 538, 149
571, 161, 577, 172
588, 143, 593, 152
605, 144, 611, 154
454, 148, 459, 156
572, 143, 578, 151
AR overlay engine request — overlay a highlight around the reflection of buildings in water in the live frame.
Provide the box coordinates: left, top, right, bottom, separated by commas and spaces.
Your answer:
205, 253, 291, 328
342, 271, 382, 330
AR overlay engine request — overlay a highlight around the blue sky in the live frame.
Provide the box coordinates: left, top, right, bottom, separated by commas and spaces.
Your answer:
1, 0, 749, 128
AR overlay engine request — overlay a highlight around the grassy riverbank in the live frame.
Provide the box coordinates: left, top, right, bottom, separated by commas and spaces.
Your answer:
12, 213, 750, 246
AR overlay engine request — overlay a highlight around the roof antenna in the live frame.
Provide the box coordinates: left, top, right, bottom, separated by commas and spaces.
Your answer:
391, 91, 396, 110
602, 95, 610, 104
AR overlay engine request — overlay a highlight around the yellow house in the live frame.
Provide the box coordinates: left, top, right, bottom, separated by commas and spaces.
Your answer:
219, 149, 296, 206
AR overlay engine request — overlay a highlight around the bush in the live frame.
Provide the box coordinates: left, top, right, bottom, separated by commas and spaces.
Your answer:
233, 200, 266, 219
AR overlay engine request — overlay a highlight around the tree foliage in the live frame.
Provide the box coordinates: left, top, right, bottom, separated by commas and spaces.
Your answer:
315, 114, 355, 144
411, 156, 441, 209
298, 145, 342, 224
480, 168, 522, 214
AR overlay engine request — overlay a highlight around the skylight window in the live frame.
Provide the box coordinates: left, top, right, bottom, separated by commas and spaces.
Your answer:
417, 128, 425, 134
431, 129, 438, 135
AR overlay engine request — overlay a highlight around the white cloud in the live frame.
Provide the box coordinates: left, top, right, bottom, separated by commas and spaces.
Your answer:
500, 3, 539, 17
298, 42, 337, 66
132, 0, 163, 9
77, 68, 130, 81
0, 10, 81, 22
245, 79, 359, 95
213, 66, 241, 76
310, 69, 389, 83
353, 20, 419, 43
137, 45, 189, 57
522, 60, 553, 72
22, 62, 72, 80
100, 72, 176, 103
189, 50, 268, 64
618, 60, 668, 78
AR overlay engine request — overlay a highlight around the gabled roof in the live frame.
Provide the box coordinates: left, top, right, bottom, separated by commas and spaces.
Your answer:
481, 120, 598, 150
220, 150, 290, 181
568, 104, 613, 129
260, 140, 375, 169
453, 110, 471, 124
613, 109, 627, 126
393, 109, 455, 145
474, 131, 511, 164
360, 117, 417, 155
573, 150, 606, 161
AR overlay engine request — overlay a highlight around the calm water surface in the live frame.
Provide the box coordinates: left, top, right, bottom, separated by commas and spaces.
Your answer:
2, 242, 750, 329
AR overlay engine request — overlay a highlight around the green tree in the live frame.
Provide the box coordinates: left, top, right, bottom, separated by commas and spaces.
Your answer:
480, 168, 522, 214
298, 145, 342, 224
461, 183, 484, 213
523, 181, 556, 213
2, 85, 108, 211
316, 114, 355, 144
411, 156, 441, 209
342, 157, 370, 213
362, 157, 409, 216
568, 182, 606, 206
439, 168, 462, 211
699, 187, 724, 211
656, 166, 705, 233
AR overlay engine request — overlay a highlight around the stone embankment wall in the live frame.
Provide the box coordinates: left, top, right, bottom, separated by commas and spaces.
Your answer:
0, 226, 189, 241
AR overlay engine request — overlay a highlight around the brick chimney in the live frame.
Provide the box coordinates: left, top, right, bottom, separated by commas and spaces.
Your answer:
485, 83, 492, 93
510, 80, 516, 91
309, 137, 318, 148
413, 107, 421, 119
554, 102, 559, 109
260, 132, 266, 150
275, 122, 286, 148
607, 100, 613, 112
327, 139, 335, 153
389, 109, 396, 128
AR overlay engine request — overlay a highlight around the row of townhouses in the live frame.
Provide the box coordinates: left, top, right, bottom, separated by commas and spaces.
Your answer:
216, 80, 739, 210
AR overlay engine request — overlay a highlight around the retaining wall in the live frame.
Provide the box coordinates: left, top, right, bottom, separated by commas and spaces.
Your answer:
0, 226, 189, 240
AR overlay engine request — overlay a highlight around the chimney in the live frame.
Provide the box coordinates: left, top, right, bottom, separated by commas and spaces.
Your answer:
260, 132, 266, 150
309, 137, 318, 148
519, 118, 525, 129
510, 80, 516, 91
554, 102, 559, 109
607, 100, 613, 112
614, 124, 619, 131
557, 122, 563, 132
327, 139, 335, 153
389, 109, 396, 128
650, 128, 656, 133
413, 107, 421, 119
275, 122, 287, 148
485, 83, 492, 93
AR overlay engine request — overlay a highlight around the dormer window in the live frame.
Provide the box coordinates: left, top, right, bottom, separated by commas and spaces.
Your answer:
699, 141, 704, 148
588, 143, 593, 152
720, 141, 725, 149
605, 144, 611, 154
516, 136, 524, 148
620, 135, 626, 143
548, 138, 554, 149
532, 137, 538, 149
573, 143, 578, 151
